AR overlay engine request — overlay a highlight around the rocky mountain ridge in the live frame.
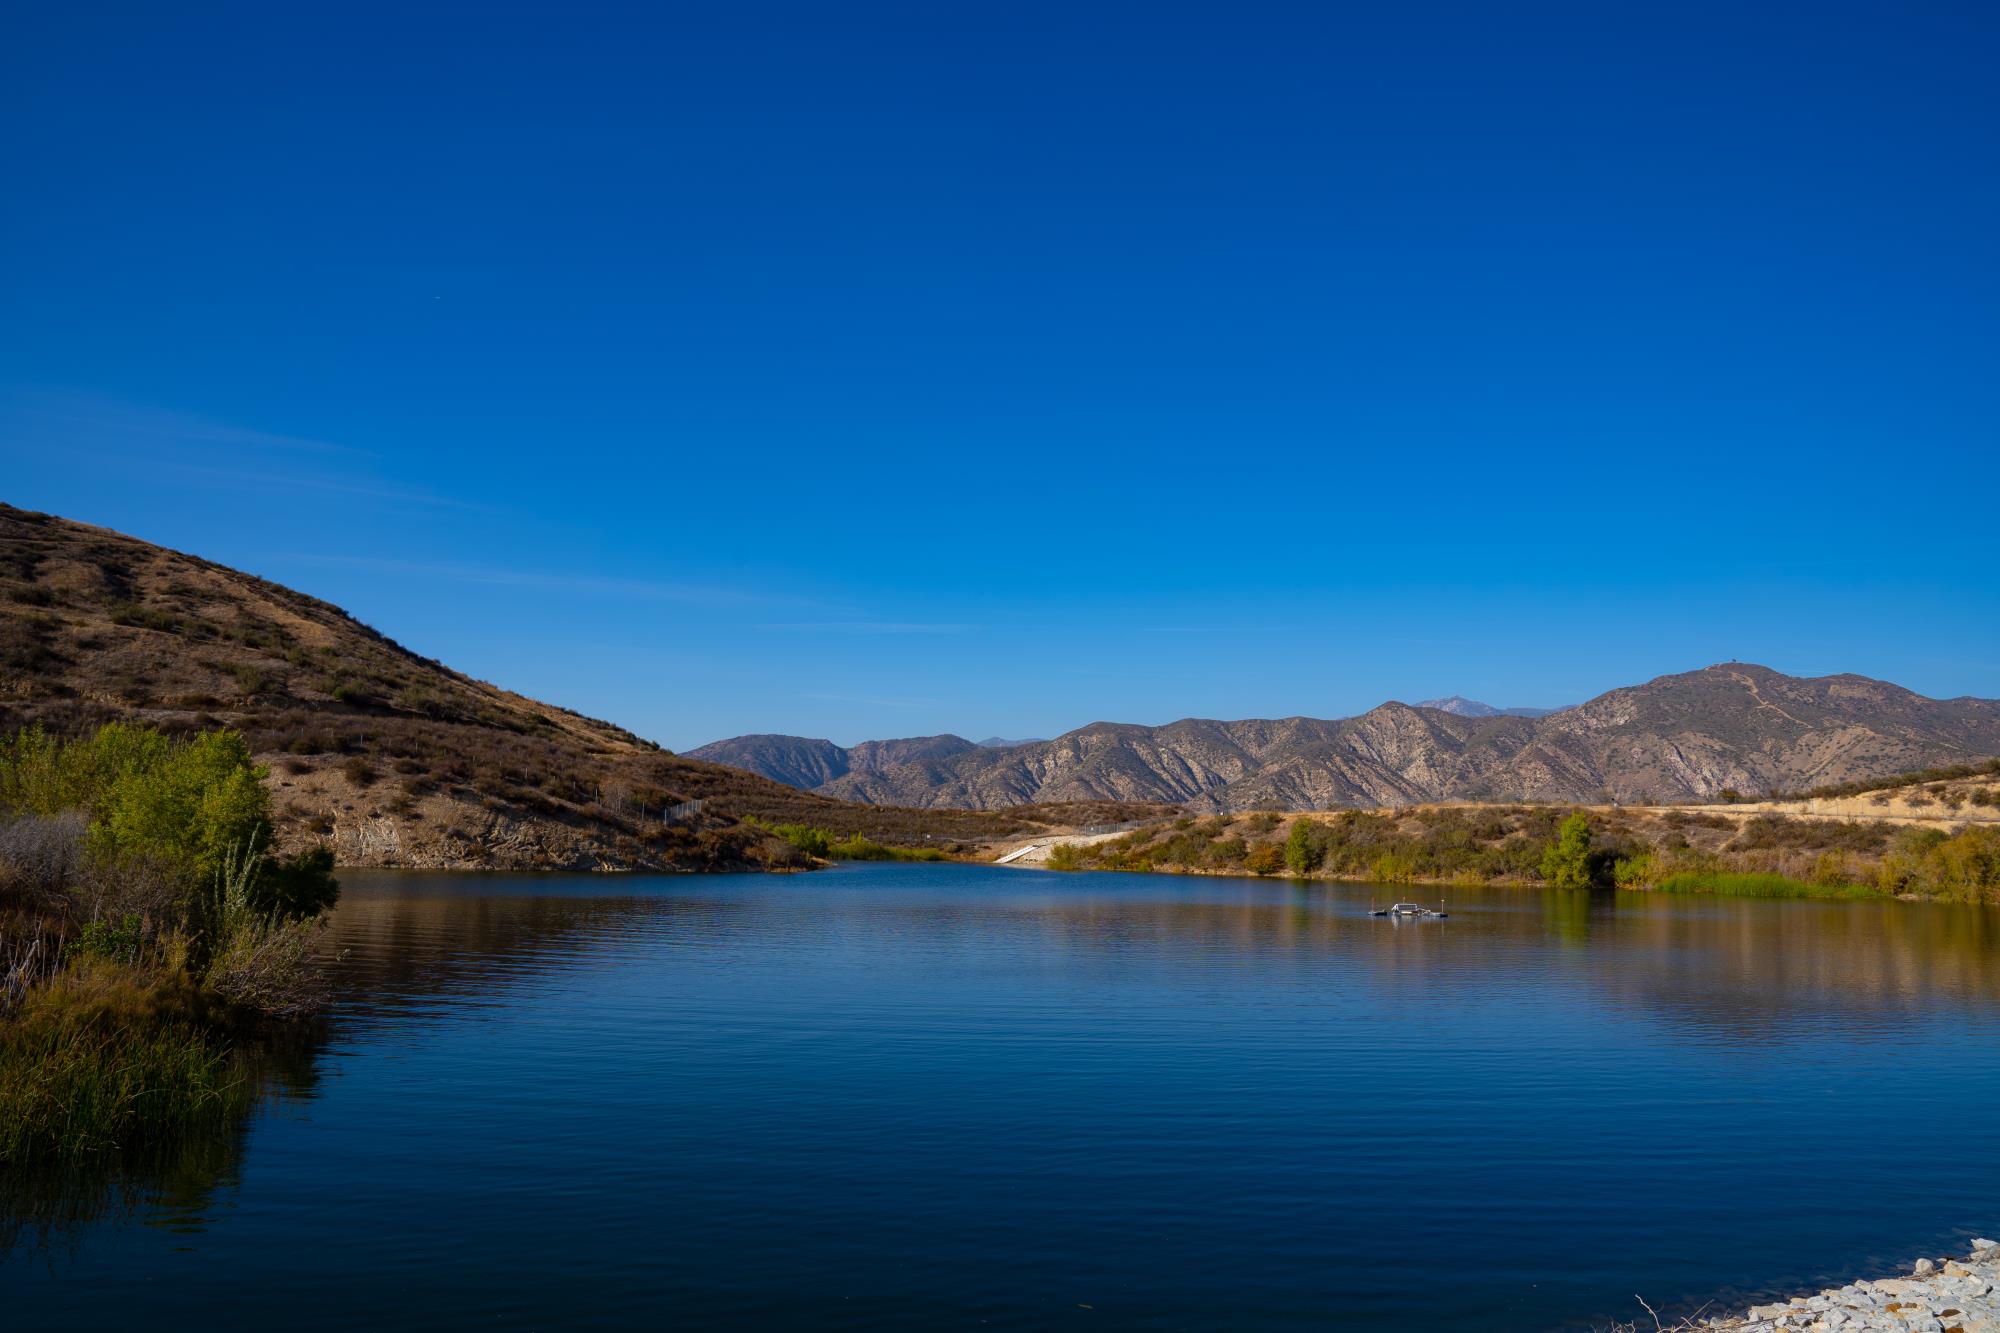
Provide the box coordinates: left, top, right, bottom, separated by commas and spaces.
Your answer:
698, 667, 2000, 812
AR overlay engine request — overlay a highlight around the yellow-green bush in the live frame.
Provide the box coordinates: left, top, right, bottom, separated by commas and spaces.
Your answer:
0, 957, 248, 1166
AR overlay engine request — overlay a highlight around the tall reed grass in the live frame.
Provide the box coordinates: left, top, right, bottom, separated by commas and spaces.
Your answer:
0, 959, 250, 1167
1651, 871, 1886, 900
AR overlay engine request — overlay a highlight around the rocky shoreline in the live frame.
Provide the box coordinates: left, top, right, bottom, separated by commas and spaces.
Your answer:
1686, 1239, 1998, 1332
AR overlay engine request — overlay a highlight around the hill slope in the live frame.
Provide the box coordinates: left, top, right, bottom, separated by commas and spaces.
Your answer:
705, 668, 2000, 812
685, 732, 978, 789
0, 505, 1152, 868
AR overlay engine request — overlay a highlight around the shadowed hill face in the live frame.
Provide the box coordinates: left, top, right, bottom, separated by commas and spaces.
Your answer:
708, 666, 2000, 813
682, 735, 853, 789
684, 733, 978, 788
0, 506, 1160, 866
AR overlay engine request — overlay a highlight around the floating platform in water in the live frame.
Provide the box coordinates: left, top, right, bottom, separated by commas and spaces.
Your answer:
1369, 901, 1449, 918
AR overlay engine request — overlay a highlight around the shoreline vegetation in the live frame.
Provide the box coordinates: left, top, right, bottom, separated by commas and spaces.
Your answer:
1, 723, 339, 1170
747, 820, 951, 864
1024, 800, 2000, 905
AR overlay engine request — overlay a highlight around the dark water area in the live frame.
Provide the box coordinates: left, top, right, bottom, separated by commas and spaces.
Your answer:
6, 863, 2000, 1330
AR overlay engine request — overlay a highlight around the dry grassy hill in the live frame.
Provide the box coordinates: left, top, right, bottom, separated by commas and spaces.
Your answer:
0, 505, 1165, 870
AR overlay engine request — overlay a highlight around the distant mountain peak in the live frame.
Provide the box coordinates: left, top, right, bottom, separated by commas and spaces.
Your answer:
976, 736, 1045, 748
1414, 696, 1558, 719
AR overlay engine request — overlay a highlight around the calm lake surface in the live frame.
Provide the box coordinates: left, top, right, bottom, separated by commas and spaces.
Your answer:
7, 863, 2000, 1330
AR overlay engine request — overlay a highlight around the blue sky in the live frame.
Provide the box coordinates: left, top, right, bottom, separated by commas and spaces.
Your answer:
3, 2, 1996, 749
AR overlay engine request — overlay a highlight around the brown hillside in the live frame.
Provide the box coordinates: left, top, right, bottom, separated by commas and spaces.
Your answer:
0, 505, 1163, 869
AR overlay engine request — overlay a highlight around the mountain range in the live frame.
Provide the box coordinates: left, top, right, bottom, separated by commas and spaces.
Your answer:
12, 503, 1997, 842
691, 668, 2000, 811
1413, 696, 1561, 719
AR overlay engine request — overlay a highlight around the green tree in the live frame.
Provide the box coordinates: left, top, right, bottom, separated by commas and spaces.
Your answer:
0, 724, 271, 884
95, 729, 270, 884
0, 722, 339, 924
1284, 819, 1319, 876
1541, 813, 1596, 889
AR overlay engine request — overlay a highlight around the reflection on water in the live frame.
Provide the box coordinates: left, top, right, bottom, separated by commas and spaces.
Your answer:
0, 1027, 322, 1261
326, 873, 2000, 1028
5, 865, 1999, 1331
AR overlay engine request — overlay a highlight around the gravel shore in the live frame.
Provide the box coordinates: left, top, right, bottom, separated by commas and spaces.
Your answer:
1693, 1239, 1998, 1332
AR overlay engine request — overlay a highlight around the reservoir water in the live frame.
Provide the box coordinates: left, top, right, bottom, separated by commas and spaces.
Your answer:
6, 862, 1999, 1329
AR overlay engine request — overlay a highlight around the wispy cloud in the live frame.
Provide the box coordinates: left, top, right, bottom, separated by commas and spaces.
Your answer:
757, 621, 978, 634
0, 386, 480, 512
283, 553, 796, 607
165, 463, 489, 511
1, 388, 373, 458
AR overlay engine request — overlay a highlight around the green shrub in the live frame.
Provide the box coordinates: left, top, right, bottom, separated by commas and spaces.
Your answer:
1245, 844, 1284, 875
1371, 852, 1415, 884
1613, 853, 1656, 887
761, 823, 832, 858
72, 915, 146, 966
827, 835, 944, 862
1046, 843, 1085, 871
1878, 826, 1999, 901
